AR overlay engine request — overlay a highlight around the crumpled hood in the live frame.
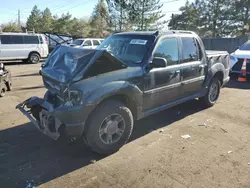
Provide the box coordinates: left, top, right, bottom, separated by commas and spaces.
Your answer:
41, 45, 127, 84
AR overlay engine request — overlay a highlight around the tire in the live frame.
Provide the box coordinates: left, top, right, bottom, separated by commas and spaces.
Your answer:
0, 85, 6, 97
200, 78, 221, 107
6, 81, 12, 91
28, 52, 40, 64
85, 100, 133, 155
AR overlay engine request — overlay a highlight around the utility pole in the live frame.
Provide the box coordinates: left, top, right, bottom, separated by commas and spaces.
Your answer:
18, 9, 21, 25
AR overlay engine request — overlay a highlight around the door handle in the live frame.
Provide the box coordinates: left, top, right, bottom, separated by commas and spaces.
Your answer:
169, 70, 180, 76
199, 65, 205, 72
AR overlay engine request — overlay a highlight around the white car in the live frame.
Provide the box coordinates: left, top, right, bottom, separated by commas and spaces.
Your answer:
69, 38, 104, 49
230, 40, 250, 74
0, 33, 49, 64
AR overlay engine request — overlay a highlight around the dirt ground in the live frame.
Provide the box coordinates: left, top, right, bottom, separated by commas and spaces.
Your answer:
0, 62, 250, 188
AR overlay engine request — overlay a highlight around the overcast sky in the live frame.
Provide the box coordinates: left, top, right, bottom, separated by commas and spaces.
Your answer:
0, 0, 190, 25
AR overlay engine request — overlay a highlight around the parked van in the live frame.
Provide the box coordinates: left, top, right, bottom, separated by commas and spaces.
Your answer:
0, 33, 49, 64
69, 38, 104, 49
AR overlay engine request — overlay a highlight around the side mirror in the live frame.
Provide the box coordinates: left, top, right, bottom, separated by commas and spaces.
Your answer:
151, 57, 167, 68
236, 46, 240, 50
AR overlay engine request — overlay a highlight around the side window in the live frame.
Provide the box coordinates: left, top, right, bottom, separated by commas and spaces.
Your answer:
23, 36, 39, 44
0, 35, 12, 44
181, 37, 198, 63
93, 40, 100, 46
195, 39, 203, 60
11, 35, 24, 44
84, 40, 92, 46
39, 36, 44, 44
153, 38, 179, 66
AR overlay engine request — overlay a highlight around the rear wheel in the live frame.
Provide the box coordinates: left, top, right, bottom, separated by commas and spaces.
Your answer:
85, 100, 133, 155
28, 52, 40, 64
200, 78, 221, 107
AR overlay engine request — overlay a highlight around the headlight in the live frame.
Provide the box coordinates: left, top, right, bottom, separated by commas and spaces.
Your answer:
64, 90, 82, 106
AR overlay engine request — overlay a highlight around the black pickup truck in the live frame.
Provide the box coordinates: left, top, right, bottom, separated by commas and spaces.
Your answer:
17, 30, 230, 154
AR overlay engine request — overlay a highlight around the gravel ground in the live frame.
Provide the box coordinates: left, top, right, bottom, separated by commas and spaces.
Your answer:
0, 63, 250, 188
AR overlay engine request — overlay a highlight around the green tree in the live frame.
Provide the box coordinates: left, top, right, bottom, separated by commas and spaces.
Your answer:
234, 0, 250, 35
90, 0, 110, 37
41, 8, 53, 32
52, 13, 72, 34
106, 0, 130, 32
69, 18, 91, 37
128, 0, 164, 31
26, 5, 42, 32
2, 22, 21, 32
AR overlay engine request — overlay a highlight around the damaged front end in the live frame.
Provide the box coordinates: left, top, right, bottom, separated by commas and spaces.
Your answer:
16, 97, 62, 140
16, 45, 128, 140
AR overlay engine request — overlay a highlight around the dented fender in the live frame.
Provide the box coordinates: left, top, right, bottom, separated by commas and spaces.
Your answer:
83, 81, 143, 119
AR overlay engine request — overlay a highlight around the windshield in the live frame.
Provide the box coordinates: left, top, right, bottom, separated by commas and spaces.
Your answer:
240, 41, 250, 51
97, 35, 154, 64
72, 39, 84, 45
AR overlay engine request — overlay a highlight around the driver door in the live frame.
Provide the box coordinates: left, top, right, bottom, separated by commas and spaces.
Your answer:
143, 37, 182, 111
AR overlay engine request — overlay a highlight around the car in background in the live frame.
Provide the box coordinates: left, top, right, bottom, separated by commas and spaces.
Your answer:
69, 38, 104, 49
230, 40, 250, 75
0, 33, 49, 64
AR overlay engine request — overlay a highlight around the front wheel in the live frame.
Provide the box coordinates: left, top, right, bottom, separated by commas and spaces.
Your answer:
200, 78, 221, 107
85, 100, 133, 155
0, 85, 6, 97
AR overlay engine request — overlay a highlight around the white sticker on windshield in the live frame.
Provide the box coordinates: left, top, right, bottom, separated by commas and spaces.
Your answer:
130, 39, 148, 45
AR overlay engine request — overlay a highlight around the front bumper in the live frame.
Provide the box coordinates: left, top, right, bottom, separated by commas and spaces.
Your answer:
16, 97, 94, 140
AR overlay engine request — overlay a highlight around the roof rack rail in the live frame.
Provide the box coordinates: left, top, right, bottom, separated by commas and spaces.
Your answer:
172, 30, 193, 34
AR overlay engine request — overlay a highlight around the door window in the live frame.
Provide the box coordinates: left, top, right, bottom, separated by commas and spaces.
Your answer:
181, 37, 199, 63
153, 38, 179, 66
11, 35, 24, 44
0, 35, 12, 44
93, 40, 100, 46
84, 40, 92, 46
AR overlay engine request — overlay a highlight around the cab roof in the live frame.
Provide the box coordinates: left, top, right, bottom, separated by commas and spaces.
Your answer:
114, 30, 196, 37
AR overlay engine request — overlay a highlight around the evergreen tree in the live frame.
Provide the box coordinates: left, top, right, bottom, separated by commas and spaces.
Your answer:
26, 5, 42, 32
41, 8, 53, 32
128, 0, 164, 31
90, 0, 110, 37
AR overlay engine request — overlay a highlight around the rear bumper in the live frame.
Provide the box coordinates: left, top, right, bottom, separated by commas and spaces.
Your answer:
16, 97, 94, 140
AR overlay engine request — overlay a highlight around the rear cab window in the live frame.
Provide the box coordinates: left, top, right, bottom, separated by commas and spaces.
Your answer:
153, 37, 179, 66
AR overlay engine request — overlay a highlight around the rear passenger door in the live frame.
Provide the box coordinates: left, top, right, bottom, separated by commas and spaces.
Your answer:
180, 37, 205, 96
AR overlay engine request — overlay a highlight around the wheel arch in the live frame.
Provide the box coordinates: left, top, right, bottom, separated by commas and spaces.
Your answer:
29, 51, 41, 58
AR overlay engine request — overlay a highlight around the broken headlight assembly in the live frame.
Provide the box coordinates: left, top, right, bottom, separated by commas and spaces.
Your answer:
64, 90, 82, 106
